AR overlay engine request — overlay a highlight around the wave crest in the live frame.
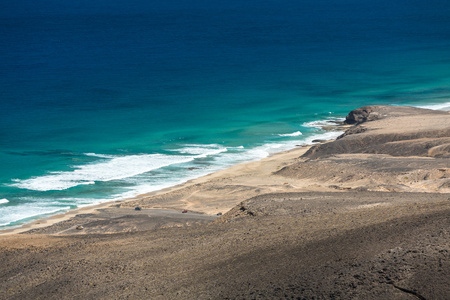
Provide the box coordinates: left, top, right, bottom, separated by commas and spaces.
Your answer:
278, 131, 303, 137
302, 117, 345, 129
10, 144, 231, 192
10, 154, 196, 191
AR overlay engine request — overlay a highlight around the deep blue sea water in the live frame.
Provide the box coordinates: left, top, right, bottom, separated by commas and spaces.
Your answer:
1, 0, 450, 228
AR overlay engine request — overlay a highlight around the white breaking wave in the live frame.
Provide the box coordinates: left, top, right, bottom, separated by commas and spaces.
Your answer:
302, 117, 345, 129
417, 101, 450, 111
302, 130, 343, 144
0, 199, 9, 204
84, 153, 116, 159
3, 127, 346, 228
278, 131, 303, 137
10, 144, 232, 192
10, 153, 197, 191
299, 117, 345, 145
171, 144, 227, 156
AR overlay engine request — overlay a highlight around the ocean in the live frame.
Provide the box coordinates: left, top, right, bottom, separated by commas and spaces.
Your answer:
1, 0, 450, 228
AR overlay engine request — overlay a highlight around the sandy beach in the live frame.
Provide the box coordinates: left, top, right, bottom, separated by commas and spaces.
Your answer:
1, 105, 449, 299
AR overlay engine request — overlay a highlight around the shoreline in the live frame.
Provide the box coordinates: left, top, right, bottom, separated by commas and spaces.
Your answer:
0, 120, 346, 234
2, 103, 448, 234
1, 105, 449, 299
0, 143, 318, 235
2, 104, 449, 235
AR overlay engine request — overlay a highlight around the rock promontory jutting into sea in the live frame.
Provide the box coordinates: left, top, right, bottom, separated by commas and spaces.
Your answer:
1, 105, 449, 299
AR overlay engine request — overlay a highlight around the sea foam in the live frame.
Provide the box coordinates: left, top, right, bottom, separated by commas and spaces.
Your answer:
418, 101, 450, 111
171, 144, 227, 156
303, 130, 343, 144
278, 131, 303, 137
2, 127, 346, 228
0, 205, 71, 227
10, 145, 230, 192
302, 117, 345, 129
10, 153, 197, 191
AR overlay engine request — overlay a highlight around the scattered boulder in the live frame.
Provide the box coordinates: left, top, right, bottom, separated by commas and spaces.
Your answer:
345, 106, 380, 124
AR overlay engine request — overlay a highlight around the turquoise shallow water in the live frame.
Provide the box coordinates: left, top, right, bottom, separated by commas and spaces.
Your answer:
1, 0, 450, 228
